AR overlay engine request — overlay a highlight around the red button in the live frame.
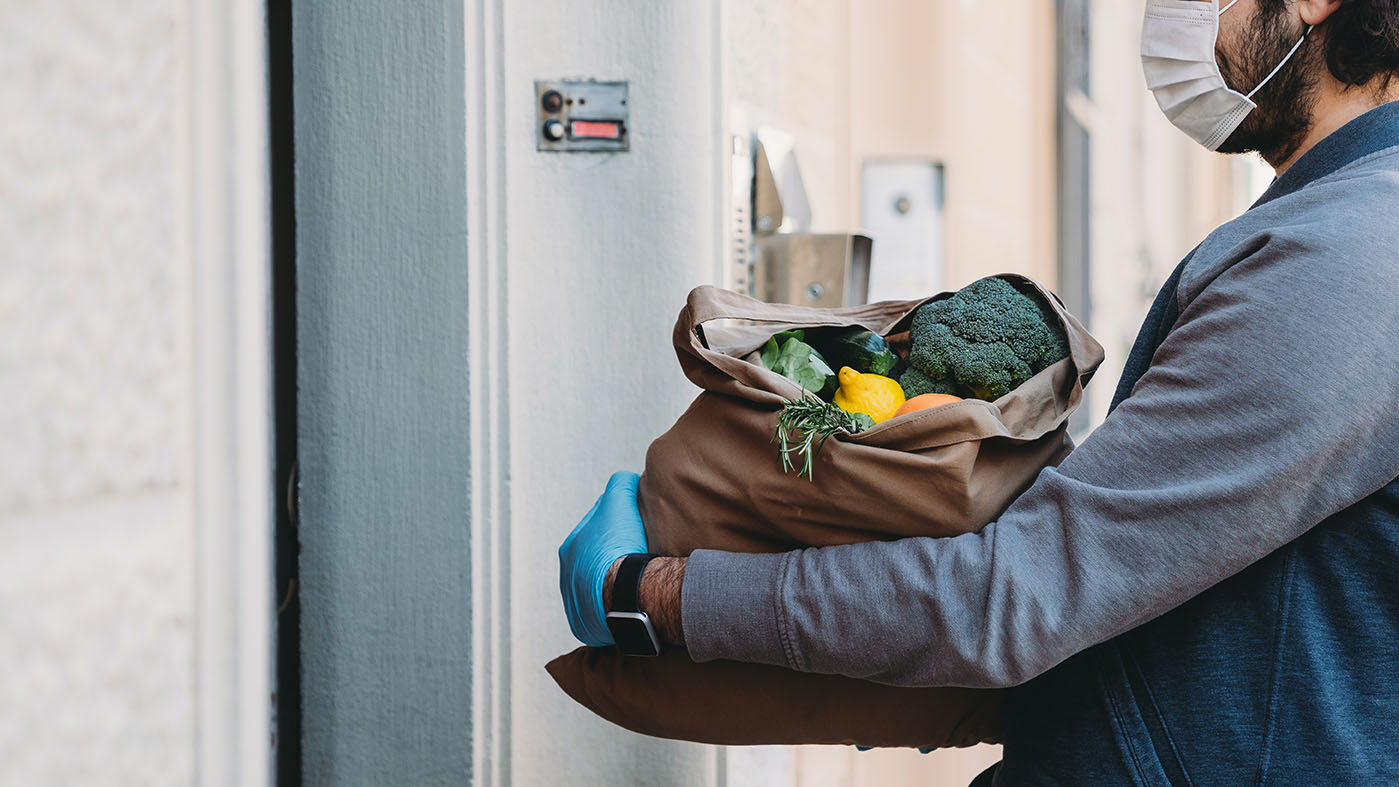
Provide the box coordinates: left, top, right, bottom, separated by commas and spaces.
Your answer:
570, 120, 622, 140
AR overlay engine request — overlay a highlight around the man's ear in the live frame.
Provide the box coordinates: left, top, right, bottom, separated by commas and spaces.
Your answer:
1297, 0, 1343, 26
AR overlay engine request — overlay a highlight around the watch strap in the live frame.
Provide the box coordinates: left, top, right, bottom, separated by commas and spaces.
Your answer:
611, 553, 655, 614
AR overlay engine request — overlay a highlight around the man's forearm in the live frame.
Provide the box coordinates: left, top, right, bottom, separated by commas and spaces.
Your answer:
604, 556, 687, 646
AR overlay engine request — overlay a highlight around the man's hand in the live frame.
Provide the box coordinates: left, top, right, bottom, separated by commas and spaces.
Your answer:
558, 472, 649, 646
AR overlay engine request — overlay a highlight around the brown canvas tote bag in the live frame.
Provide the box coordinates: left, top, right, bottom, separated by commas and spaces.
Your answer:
548, 274, 1105, 748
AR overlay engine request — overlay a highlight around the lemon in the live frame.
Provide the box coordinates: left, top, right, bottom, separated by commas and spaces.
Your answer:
832, 366, 906, 424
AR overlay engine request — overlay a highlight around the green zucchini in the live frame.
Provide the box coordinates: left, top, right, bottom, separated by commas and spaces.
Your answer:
805, 327, 900, 377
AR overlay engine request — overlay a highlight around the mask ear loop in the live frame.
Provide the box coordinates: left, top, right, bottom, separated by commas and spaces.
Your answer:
1219, 0, 1240, 14
1246, 24, 1313, 100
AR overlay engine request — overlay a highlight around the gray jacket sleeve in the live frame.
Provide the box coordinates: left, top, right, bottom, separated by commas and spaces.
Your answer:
680, 227, 1399, 689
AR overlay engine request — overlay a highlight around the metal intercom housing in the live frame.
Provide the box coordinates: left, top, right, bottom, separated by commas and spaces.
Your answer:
731, 126, 872, 308
860, 160, 946, 302
756, 234, 872, 308
535, 80, 629, 152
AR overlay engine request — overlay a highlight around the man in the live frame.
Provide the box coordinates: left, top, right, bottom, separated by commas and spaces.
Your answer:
560, 0, 1399, 782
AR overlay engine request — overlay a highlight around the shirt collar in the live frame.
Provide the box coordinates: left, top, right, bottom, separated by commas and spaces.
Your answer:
1252, 100, 1399, 208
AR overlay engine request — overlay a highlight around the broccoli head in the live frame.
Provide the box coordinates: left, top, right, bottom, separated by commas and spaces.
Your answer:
905, 277, 1069, 401
898, 366, 962, 398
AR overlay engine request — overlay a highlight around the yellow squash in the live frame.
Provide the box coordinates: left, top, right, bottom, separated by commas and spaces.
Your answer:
832, 366, 906, 424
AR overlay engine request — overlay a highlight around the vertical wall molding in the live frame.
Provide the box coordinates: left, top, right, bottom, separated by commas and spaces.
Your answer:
465, 0, 513, 785
187, 1, 273, 784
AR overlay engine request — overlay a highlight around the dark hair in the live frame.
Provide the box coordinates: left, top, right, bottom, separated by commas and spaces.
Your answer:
1259, 0, 1399, 89
1324, 0, 1399, 90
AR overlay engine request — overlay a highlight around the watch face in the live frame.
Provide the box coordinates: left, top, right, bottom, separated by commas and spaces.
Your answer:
606, 612, 662, 657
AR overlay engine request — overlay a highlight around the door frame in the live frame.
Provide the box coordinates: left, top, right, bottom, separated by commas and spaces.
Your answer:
187, 1, 274, 784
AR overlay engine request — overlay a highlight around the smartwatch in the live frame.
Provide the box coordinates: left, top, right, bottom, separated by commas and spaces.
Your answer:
605, 553, 664, 656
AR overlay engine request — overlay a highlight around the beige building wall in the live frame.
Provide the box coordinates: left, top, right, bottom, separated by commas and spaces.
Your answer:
850, 0, 1059, 290
725, 0, 1057, 285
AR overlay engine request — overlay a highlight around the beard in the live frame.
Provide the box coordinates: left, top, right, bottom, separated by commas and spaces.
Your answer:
1214, 2, 1322, 164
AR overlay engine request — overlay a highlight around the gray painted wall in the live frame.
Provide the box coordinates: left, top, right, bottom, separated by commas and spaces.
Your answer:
294, 2, 472, 783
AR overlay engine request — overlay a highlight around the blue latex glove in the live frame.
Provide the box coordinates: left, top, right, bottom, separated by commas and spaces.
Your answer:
558, 471, 649, 646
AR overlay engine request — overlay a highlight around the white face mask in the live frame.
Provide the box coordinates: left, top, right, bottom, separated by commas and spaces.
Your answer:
1141, 0, 1311, 151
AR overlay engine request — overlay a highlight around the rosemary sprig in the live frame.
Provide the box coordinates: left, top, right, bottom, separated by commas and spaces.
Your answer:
772, 396, 875, 481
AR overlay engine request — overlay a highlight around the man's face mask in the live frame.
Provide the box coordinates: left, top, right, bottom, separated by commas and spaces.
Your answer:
1141, 0, 1311, 151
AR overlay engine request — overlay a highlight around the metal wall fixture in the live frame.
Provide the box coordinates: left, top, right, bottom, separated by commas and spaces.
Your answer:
535, 80, 629, 152
756, 233, 872, 308
746, 127, 872, 307
860, 159, 946, 302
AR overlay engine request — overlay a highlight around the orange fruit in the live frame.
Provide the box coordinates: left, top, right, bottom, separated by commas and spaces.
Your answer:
894, 392, 963, 417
